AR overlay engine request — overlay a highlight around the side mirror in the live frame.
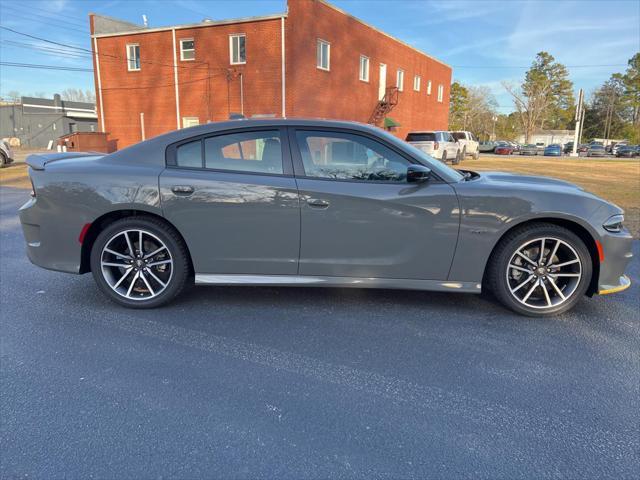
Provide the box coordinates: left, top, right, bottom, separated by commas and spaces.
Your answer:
407, 165, 431, 183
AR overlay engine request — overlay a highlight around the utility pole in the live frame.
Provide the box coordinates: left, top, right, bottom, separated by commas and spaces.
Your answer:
571, 88, 584, 157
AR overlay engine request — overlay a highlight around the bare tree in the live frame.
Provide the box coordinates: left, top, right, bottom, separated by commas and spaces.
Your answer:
61, 88, 96, 103
503, 79, 553, 143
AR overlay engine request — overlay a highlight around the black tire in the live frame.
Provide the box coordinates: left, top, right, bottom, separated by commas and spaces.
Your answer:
473, 150, 479, 160
452, 149, 461, 165
486, 222, 592, 317
0, 152, 7, 168
90, 216, 190, 308
461, 147, 466, 159
441, 151, 447, 163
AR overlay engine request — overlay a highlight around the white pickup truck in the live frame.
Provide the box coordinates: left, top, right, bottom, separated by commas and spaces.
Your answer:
450, 131, 480, 160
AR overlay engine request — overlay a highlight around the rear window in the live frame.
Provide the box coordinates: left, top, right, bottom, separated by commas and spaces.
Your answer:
406, 133, 436, 142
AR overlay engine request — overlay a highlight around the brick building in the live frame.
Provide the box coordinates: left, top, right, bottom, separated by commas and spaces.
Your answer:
90, 0, 451, 149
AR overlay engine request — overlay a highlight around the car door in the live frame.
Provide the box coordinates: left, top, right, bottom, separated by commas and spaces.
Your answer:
160, 127, 300, 275
289, 127, 459, 280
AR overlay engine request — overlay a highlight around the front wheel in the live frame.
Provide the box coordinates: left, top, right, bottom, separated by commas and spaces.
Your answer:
90, 217, 191, 308
486, 223, 592, 316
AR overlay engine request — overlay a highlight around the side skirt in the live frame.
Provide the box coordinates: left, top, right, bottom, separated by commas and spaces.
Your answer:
194, 274, 482, 294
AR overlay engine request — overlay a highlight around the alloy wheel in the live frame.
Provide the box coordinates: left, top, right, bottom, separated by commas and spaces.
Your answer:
505, 237, 582, 310
100, 229, 173, 301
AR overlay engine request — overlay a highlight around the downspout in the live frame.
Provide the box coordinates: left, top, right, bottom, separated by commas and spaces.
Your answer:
281, 16, 286, 118
172, 28, 181, 129
93, 37, 105, 133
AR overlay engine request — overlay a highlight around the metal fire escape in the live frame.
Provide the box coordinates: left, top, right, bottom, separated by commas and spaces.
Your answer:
368, 87, 399, 126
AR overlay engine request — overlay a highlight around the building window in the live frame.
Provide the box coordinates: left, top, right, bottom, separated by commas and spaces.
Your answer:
396, 69, 404, 91
359, 55, 369, 82
182, 117, 200, 128
427, 80, 432, 95
413, 75, 421, 92
437, 84, 444, 102
317, 39, 330, 71
126, 44, 140, 71
180, 39, 195, 61
229, 34, 246, 64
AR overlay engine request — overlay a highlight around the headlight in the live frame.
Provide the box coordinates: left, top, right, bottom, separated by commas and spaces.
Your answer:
603, 214, 624, 233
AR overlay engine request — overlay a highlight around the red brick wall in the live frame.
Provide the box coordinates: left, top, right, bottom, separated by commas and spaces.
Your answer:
286, 0, 451, 139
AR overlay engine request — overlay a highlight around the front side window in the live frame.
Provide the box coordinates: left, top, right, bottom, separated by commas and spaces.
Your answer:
205, 130, 283, 174
180, 39, 195, 61
126, 44, 140, 71
437, 84, 444, 102
317, 39, 330, 71
359, 55, 369, 81
413, 75, 421, 91
295, 130, 410, 182
229, 34, 246, 64
396, 69, 404, 91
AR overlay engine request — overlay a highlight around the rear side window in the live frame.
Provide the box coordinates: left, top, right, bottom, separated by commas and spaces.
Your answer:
176, 140, 202, 168
451, 132, 465, 141
406, 132, 436, 142
204, 130, 283, 174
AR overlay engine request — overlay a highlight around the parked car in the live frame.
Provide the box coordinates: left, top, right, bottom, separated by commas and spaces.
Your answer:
587, 145, 607, 157
405, 131, 461, 164
520, 144, 539, 156
479, 141, 497, 153
0, 140, 14, 167
535, 142, 546, 153
612, 142, 628, 155
563, 142, 574, 154
543, 144, 563, 156
494, 142, 514, 155
19, 119, 632, 316
615, 145, 639, 158
450, 131, 480, 159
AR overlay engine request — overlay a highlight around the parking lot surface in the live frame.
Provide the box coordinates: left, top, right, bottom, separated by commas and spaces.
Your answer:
1, 186, 639, 479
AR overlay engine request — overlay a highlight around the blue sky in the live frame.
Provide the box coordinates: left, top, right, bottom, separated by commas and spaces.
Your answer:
1, 0, 639, 112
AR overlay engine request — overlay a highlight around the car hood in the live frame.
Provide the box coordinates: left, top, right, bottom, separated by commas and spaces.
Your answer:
475, 171, 584, 191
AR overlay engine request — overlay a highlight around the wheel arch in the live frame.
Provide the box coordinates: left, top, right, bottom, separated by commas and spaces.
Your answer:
79, 209, 194, 274
482, 217, 600, 296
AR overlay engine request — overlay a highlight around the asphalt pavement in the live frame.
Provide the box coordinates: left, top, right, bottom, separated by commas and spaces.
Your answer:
1, 186, 638, 479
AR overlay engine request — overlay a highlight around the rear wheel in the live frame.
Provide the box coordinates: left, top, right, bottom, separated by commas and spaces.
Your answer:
441, 151, 447, 163
0, 152, 7, 168
90, 217, 190, 308
487, 223, 592, 316
473, 149, 479, 160
453, 149, 461, 165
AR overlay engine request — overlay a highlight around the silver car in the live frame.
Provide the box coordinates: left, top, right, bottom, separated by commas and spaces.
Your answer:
19, 119, 632, 316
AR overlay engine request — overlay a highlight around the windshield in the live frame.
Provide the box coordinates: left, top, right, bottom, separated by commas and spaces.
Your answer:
406, 132, 436, 142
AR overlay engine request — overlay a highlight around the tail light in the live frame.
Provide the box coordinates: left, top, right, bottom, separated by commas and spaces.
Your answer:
433, 142, 439, 150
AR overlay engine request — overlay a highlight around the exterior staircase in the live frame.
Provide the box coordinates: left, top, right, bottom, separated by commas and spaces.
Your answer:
368, 87, 399, 126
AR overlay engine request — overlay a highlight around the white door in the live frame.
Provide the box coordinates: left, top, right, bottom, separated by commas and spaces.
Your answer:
378, 63, 387, 100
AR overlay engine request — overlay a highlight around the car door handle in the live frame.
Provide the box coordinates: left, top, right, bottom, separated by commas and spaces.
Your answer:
171, 185, 194, 195
307, 198, 330, 209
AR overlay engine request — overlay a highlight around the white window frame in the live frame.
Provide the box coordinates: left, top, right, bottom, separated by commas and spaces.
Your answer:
126, 43, 140, 71
396, 69, 404, 91
437, 84, 444, 102
413, 75, 421, 92
229, 34, 246, 65
317, 39, 330, 71
180, 38, 195, 61
427, 80, 432, 95
182, 116, 200, 128
359, 55, 369, 82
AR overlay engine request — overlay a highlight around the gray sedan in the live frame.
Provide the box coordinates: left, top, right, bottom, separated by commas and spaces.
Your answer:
18, 119, 632, 316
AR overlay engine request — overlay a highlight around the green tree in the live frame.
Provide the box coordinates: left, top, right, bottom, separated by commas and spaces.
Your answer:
449, 81, 469, 130
505, 52, 575, 141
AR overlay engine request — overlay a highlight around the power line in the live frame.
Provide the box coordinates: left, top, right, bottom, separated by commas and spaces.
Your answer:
1, 40, 93, 59
0, 62, 93, 72
452, 64, 627, 69
1, 8, 89, 34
